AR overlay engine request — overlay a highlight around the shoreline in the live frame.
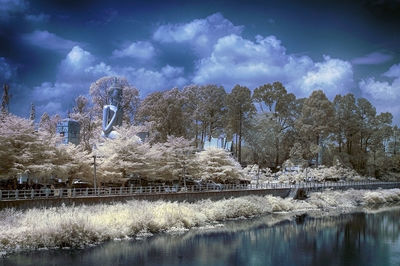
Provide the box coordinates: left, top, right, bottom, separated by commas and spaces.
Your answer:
1, 188, 400, 256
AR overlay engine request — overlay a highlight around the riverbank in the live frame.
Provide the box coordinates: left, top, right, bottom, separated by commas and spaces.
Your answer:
1, 188, 400, 255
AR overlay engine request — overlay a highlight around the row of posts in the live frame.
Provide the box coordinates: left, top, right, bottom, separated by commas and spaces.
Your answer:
0, 181, 398, 200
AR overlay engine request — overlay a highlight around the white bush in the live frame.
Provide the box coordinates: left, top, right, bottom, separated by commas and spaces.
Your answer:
1, 188, 400, 253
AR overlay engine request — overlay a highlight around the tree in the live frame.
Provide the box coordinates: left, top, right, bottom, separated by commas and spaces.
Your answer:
1, 84, 10, 114
367, 112, 393, 177
95, 125, 149, 184
89, 76, 139, 124
144, 136, 197, 183
198, 84, 227, 143
226, 85, 255, 164
182, 85, 202, 147
296, 90, 334, 166
0, 113, 58, 183
39, 112, 61, 136
53, 143, 93, 185
243, 113, 277, 168
333, 94, 359, 155
136, 88, 186, 142
69, 95, 99, 151
29, 103, 35, 122
389, 126, 400, 156
253, 82, 297, 167
195, 148, 244, 183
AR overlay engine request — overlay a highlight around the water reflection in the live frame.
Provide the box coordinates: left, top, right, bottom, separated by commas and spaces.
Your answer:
3, 208, 400, 266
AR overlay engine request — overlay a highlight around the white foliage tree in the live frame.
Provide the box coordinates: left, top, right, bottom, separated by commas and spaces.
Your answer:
0, 114, 58, 183
95, 125, 150, 185
144, 136, 197, 183
195, 147, 244, 183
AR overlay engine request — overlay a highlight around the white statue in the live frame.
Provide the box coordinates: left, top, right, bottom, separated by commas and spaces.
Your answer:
102, 79, 123, 139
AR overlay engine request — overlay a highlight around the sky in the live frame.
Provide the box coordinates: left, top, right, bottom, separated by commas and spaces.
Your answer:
1, 0, 400, 124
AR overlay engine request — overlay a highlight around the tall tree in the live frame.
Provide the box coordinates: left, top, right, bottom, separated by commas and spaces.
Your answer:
182, 85, 202, 147
333, 94, 359, 155
1, 84, 10, 114
39, 112, 61, 136
136, 88, 186, 142
253, 82, 297, 167
0, 114, 58, 183
69, 95, 98, 150
296, 90, 334, 166
226, 85, 255, 164
29, 103, 35, 122
198, 84, 227, 143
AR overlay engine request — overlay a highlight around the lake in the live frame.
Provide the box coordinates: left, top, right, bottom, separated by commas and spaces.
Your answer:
2, 207, 400, 266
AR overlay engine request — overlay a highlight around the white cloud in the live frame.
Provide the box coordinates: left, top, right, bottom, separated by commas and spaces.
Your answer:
31, 46, 114, 115
384, 63, 400, 78
21, 30, 79, 52
153, 13, 243, 56
118, 65, 187, 93
351, 51, 393, 65
31, 45, 188, 115
298, 55, 353, 97
112, 41, 155, 59
32, 82, 77, 115
193, 34, 353, 98
359, 62, 400, 102
359, 62, 400, 124
359, 78, 399, 101
0, 0, 27, 19
57, 46, 115, 82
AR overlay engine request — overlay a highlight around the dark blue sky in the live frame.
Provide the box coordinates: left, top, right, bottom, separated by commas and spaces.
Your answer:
1, 0, 400, 124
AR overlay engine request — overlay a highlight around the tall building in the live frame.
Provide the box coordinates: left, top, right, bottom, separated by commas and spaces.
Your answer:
56, 118, 80, 145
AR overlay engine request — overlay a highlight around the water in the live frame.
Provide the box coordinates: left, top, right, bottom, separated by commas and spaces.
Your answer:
2, 208, 400, 266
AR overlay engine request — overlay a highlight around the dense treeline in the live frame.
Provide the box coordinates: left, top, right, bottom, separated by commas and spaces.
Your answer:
135, 80, 399, 178
1, 76, 400, 187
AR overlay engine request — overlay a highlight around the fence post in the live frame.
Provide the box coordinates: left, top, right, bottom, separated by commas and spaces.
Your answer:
85, 188, 88, 196
0, 190, 2, 200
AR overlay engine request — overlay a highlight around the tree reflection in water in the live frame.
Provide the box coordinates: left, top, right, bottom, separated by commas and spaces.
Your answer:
4, 208, 400, 266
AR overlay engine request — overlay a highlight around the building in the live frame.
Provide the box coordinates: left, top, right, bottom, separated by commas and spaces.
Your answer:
56, 118, 80, 145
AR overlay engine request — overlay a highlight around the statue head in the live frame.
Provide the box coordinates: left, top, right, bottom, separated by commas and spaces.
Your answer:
107, 78, 122, 106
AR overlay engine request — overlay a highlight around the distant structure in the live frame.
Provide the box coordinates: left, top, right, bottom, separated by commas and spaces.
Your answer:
56, 118, 80, 145
102, 78, 123, 138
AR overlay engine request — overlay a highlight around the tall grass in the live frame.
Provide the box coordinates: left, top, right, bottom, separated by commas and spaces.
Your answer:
1, 188, 400, 253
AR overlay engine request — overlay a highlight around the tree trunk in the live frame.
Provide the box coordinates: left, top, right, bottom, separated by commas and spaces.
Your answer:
238, 113, 242, 164
235, 134, 238, 159
316, 135, 320, 166
275, 137, 279, 168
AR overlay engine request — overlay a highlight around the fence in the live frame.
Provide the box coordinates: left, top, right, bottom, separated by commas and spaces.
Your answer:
1, 181, 399, 201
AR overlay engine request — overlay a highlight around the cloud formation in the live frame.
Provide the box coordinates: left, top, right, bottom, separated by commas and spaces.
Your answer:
352, 51, 393, 65
193, 34, 353, 98
31, 45, 187, 115
153, 13, 243, 56
359, 63, 400, 123
112, 41, 155, 59
21, 30, 79, 52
